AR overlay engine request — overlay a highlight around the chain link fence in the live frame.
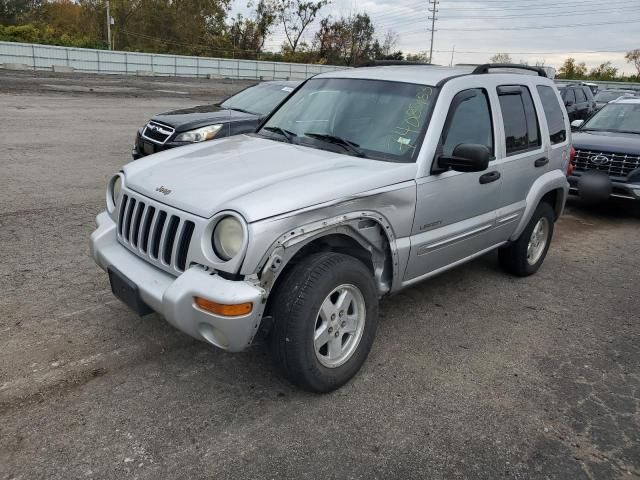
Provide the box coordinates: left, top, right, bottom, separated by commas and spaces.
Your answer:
0, 41, 346, 80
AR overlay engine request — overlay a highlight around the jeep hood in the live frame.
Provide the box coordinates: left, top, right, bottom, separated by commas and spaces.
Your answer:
123, 135, 417, 221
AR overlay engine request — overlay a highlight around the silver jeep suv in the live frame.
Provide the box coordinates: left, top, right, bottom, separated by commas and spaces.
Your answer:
91, 64, 570, 392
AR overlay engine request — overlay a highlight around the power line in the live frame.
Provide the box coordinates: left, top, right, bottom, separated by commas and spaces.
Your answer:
436, 17, 640, 31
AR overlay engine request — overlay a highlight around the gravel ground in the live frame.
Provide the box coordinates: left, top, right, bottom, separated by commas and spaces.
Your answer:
1, 70, 639, 480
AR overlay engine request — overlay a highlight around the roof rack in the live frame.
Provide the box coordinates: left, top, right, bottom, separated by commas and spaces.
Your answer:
472, 63, 547, 78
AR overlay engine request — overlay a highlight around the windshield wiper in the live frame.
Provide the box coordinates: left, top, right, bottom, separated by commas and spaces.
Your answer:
263, 126, 297, 143
304, 132, 367, 157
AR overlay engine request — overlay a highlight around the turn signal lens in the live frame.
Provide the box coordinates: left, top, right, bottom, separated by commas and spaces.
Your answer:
194, 297, 252, 317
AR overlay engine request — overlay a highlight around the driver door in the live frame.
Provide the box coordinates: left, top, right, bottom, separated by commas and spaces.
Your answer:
404, 87, 503, 282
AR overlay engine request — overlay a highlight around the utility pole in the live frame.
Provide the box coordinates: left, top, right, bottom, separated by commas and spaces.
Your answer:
106, 0, 112, 50
427, 0, 439, 64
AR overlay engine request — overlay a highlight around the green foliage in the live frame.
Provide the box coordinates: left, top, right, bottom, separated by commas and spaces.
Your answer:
0, 23, 105, 48
557, 57, 588, 80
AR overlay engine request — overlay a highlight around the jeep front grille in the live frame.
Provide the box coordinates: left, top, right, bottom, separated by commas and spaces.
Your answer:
141, 121, 175, 145
573, 149, 640, 178
117, 193, 195, 274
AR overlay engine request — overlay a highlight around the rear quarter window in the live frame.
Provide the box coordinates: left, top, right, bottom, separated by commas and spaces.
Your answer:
536, 85, 567, 145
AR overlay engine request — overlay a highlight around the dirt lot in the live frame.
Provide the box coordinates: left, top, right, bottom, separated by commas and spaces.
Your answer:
1, 70, 639, 480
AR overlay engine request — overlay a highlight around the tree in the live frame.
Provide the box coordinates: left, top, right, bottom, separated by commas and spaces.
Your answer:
277, 0, 327, 53
315, 13, 377, 66
406, 51, 428, 62
589, 61, 618, 81
625, 49, 640, 76
490, 52, 512, 64
557, 57, 587, 79
0, 0, 41, 25
229, 0, 278, 55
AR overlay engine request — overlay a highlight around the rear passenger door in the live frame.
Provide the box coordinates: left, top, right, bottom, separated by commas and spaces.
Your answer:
574, 87, 589, 120
536, 84, 569, 174
563, 88, 577, 121
493, 84, 546, 239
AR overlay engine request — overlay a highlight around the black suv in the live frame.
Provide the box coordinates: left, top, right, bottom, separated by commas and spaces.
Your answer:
569, 97, 640, 202
133, 80, 299, 159
558, 84, 595, 122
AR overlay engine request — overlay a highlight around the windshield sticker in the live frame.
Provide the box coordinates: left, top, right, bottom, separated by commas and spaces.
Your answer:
282, 87, 294, 92
390, 86, 434, 154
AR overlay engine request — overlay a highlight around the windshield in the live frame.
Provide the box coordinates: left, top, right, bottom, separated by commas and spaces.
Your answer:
221, 83, 294, 116
594, 91, 633, 103
259, 78, 437, 162
582, 103, 640, 134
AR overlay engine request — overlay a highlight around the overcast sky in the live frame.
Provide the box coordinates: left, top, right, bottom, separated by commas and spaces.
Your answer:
233, 0, 640, 75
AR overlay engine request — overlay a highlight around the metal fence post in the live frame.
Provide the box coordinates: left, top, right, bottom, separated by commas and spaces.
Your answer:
97, 49, 101, 73
31, 44, 36, 70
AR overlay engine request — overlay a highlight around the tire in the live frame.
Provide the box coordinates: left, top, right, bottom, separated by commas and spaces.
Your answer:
269, 252, 379, 393
499, 202, 555, 277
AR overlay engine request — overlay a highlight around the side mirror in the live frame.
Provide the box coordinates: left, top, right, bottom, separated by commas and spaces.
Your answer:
437, 144, 490, 173
571, 119, 584, 130
565, 99, 574, 107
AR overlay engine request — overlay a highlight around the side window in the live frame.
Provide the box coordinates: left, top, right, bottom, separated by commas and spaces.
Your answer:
575, 88, 587, 103
440, 88, 494, 157
565, 88, 576, 104
497, 85, 542, 156
536, 85, 567, 145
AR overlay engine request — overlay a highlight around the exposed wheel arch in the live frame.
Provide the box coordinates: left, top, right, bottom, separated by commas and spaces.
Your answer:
258, 214, 398, 318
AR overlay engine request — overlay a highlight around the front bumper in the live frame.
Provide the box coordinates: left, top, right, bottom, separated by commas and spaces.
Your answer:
90, 211, 266, 352
568, 173, 640, 201
132, 131, 190, 160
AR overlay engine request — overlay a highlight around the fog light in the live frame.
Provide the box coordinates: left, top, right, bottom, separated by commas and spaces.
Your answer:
194, 297, 252, 316
634, 189, 640, 197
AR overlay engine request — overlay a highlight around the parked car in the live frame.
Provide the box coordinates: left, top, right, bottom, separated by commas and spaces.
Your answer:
558, 84, 595, 121
568, 97, 640, 202
593, 89, 637, 111
132, 80, 299, 159
91, 64, 570, 392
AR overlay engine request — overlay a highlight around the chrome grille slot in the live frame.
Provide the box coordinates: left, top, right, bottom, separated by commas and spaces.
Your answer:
177, 221, 195, 271
115, 190, 198, 276
573, 149, 640, 178
123, 198, 136, 240
140, 206, 155, 253
130, 201, 145, 247
151, 211, 167, 259
163, 216, 180, 264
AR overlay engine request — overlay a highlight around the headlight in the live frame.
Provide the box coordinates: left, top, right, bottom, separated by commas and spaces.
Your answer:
107, 174, 123, 213
112, 176, 122, 202
212, 216, 244, 261
174, 124, 223, 143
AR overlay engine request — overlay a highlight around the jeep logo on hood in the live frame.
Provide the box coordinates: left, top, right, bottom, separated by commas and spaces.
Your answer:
155, 186, 172, 195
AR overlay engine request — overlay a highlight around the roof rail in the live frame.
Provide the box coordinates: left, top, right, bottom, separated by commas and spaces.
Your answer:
472, 63, 547, 78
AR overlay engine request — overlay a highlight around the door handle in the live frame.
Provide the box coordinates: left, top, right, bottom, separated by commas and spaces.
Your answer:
534, 157, 549, 167
479, 171, 501, 184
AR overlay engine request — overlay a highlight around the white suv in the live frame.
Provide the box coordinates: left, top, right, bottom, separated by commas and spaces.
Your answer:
91, 64, 571, 392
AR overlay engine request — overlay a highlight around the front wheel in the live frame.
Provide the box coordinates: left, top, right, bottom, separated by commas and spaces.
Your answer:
269, 252, 379, 393
499, 202, 555, 277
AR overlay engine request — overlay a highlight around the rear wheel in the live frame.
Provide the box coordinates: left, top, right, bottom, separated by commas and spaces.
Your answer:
499, 202, 555, 277
269, 252, 379, 393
